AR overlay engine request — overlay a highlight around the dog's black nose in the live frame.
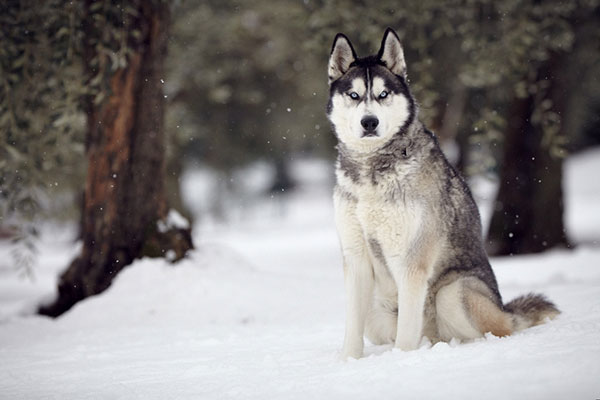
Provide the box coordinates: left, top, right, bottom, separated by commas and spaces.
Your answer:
361, 116, 379, 132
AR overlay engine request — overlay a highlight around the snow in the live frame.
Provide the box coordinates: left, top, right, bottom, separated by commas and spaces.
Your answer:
1, 150, 600, 399
565, 148, 600, 245
157, 209, 190, 233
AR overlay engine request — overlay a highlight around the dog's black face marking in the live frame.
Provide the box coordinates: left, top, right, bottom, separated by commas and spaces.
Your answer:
326, 61, 414, 122
327, 66, 367, 115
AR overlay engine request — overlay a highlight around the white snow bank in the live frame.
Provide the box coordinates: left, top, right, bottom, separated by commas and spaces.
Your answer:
1, 244, 598, 399
565, 148, 600, 245
157, 209, 190, 232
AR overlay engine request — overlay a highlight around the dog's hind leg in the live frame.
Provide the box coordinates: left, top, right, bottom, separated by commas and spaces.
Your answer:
436, 277, 512, 341
365, 297, 397, 345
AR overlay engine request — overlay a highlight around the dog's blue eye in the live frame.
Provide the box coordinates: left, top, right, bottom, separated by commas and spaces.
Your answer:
379, 91, 388, 99
349, 92, 359, 100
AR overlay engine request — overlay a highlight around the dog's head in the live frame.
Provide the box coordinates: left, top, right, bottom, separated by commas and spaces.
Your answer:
327, 28, 416, 154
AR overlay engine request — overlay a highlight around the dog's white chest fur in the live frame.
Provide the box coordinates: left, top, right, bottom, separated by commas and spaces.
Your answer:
360, 187, 421, 246
335, 166, 424, 260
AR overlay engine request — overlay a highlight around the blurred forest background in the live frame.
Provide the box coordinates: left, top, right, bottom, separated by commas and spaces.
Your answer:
1, 0, 599, 314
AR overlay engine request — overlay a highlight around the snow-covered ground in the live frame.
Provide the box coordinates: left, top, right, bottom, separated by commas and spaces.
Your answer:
1, 149, 599, 399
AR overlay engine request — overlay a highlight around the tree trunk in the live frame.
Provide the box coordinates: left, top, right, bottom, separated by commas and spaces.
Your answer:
39, 1, 193, 317
269, 157, 295, 194
486, 57, 569, 256
438, 83, 469, 173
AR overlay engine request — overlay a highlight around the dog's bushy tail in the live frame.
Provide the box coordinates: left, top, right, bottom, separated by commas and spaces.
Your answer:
504, 293, 560, 332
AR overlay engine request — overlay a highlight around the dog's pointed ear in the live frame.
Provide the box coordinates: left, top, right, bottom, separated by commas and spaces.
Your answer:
328, 33, 357, 85
377, 28, 407, 78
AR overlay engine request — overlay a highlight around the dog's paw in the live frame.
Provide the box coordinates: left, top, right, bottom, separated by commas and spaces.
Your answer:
393, 336, 420, 352
340, 346, 363, 361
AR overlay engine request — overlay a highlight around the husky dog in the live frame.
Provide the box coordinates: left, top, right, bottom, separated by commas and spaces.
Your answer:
327, 28, 560, 359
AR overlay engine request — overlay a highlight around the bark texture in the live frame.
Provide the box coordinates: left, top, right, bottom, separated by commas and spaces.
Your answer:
39, 2, 192, 317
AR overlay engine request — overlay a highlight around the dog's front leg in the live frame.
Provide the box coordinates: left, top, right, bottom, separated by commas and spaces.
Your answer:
394, 267, 428, 351
341, 250, 374, 359
334, 192, 373, 359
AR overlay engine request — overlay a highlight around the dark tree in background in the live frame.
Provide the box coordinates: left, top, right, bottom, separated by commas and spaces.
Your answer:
1, 0, 87, 277
487, 58, 569, 255
485, 2, 600, 255
39, 0, 192, 317
166, 0, 325, 190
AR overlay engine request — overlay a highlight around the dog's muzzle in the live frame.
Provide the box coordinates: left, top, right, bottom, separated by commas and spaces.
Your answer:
361, 115, 379, 137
